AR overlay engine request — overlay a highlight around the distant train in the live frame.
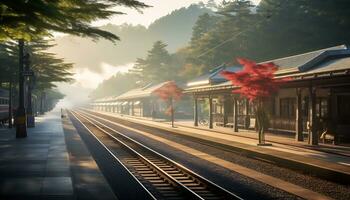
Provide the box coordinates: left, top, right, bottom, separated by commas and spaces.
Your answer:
0, 88, 9, 122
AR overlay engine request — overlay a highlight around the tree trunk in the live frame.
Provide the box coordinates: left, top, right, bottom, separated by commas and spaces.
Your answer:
257, 99, 265, 144
170, 97, 174, 128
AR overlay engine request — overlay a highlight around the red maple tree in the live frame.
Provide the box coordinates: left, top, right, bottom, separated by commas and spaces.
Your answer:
221, 58, 289, 144
153, 81, 183, 127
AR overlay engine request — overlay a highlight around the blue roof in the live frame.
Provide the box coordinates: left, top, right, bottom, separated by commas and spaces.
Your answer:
187, 64, 242, 87
262, 45, 349, 74
187, 44, 350, 89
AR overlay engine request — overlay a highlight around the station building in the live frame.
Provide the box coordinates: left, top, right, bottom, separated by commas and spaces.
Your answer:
185, 45, 350, 144
92, 45, 350, 145
91, 82, 192, 119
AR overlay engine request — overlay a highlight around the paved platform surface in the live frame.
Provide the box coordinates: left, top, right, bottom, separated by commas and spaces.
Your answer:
0, 109, 116, 200
177, 120, 350, 157
91, 110, 350, 181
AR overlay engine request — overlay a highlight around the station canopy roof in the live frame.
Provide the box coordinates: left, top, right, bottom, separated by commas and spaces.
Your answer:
115, 81, 179, 101
93, 95, 119, 103
185, 44, 350, 93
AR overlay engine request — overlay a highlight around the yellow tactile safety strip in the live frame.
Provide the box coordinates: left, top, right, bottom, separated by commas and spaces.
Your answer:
85, 112, 333, 200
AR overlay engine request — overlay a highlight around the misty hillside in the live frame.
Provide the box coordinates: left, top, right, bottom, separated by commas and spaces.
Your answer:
148, 4, 212, 52
50, 4, 212, 72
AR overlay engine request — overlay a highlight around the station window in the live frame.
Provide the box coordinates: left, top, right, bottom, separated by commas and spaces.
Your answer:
316, 98, 328, 118
337, 95, 350, 124
280, 98, 296, 118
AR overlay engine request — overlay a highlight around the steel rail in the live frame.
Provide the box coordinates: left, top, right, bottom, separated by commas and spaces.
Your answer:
69, 111, 157, 200
73, 109, 244, 200
72, 110, 204, 200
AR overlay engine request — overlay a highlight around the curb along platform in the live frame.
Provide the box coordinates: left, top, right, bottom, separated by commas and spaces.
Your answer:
88, 109, 350, 185
62, 110, 118, 200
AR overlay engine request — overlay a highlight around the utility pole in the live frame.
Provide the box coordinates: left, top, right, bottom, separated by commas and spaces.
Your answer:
16, 39, 27, 138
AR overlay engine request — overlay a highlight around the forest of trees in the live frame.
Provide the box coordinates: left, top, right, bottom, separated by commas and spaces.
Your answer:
91, 0, 350, 99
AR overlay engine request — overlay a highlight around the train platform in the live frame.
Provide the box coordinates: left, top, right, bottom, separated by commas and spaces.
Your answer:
0, 108, 117, 200
91, 110, 350, 184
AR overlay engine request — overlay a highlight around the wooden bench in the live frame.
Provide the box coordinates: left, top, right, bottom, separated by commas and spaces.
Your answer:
216, 122, 225, 127
320, 129, 335, 144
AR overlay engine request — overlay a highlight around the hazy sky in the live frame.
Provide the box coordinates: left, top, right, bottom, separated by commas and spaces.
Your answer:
57, 0, 261, 107
96, 0, 261, 27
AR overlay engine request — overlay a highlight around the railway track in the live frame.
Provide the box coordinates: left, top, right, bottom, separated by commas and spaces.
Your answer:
70, 110, 243, 200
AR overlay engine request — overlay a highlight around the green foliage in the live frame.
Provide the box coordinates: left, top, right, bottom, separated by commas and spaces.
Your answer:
0, 0, 149, 41
130, 41, 180, 83
253, 0, 350, 61
0, 38, 73, 99
186, 0, 256, 70
182, 0, 350, 75
0, 41, 18, 81
190, 13, 220, 46
42, 89, 66, 110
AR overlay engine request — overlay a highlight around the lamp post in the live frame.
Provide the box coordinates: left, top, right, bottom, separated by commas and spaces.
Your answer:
15, 39, 27, 138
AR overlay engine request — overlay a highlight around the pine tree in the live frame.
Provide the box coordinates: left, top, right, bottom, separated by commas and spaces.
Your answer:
190, 13, 219, 46
130, 41, 174, 83
0, 0, 149, 41
187, 0, 256, 70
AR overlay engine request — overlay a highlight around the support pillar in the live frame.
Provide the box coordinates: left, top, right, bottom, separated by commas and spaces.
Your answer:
295, 88, 303, 141
194, 96, 198, 126
209, 96, 213, 129
244, 99, 250, 129
223, 96, 228, 126
309, 87, 318, 145
131, 102, 134, 116
330, 89, 338, 144
233, 97, 238, 132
